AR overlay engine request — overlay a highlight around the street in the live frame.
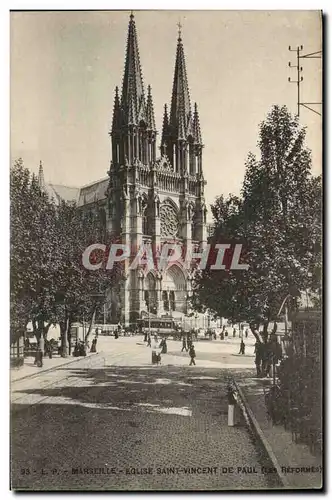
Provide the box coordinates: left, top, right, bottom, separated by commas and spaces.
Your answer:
11, 336, 274, 491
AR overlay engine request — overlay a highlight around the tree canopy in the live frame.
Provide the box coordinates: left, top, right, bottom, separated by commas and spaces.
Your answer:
191, 105, 322, 336
10, 159, 119, 353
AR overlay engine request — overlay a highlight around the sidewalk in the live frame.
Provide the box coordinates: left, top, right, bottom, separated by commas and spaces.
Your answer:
236, 377, 323, 489
10, 352, 94, 383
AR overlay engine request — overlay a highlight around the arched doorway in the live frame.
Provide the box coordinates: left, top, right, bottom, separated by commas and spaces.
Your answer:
162, 265, 186, 314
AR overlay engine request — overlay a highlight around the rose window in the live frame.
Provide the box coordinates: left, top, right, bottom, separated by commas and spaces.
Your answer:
160, 202, 179, 237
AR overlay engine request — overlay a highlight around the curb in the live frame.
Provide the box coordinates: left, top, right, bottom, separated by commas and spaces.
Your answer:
233, 380, 291, 489
10, 353, 96, 384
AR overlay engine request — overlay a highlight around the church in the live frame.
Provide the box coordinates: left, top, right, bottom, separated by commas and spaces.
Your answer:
40, 13, 210, 327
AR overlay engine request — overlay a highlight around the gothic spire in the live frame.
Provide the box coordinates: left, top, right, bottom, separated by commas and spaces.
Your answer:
161, 104, 169, 149
111, 86, 121, 133
38, 160, 45, 190
121, 12, 146, 125
169, 29, 191, 139
146, 85, 156, 130
193, 102, 203, 144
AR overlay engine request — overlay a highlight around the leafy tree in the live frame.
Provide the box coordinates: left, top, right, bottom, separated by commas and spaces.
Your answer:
10, 159, 123, 357
192, 105, 322, 339
52, 202, 122, 356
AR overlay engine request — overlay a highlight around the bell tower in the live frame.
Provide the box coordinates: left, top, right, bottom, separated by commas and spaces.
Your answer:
160, 25, 206, 246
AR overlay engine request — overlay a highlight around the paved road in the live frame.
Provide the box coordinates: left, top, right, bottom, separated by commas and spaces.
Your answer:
11, 338, 273, 491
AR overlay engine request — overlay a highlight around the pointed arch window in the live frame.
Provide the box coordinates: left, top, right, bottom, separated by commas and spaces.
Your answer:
188, 137, 195, 175
162, 291, 169, 311
142, 198, 152, 236
169, 290, 176, 311
144, 290, 149, 309
191, 211, 198, 241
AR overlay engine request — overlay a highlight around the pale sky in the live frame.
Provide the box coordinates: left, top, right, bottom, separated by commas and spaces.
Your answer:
10, 10, 322, 208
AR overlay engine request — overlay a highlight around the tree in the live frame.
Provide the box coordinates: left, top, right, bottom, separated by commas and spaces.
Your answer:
10, 159, 123, 358
192, 105, 322, 339
53, 202, 122, 356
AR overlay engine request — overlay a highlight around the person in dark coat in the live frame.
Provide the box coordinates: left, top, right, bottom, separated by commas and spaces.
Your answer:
181, 336, 187, 352
160, 338, 167, 354
90, 337, 97, 353
189, 344, 196, 366
147, 334, 151, 347
239, 339, 245, 355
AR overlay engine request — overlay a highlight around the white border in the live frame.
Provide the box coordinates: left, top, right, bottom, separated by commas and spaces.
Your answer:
3, 2, 329, 499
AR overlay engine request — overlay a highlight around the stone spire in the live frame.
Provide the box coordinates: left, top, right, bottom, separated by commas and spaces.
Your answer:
121, 12, 146, 125
111, 86, 121, 133
146, 85, 156, 131
38, 160, 45, 190
192, 102, 203, 144
161, 104, 169, 151
169, 28, 191, 139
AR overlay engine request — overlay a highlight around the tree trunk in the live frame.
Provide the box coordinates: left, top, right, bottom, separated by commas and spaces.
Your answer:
249, 323, 262, 343
85, 305, 97, 345
262, 321, 269, 342
61, 315, 69, 358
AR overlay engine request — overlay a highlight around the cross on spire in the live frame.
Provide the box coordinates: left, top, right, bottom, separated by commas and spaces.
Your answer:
177, 21, 182, 40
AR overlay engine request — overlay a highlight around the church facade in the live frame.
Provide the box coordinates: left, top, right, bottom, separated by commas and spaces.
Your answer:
41, 13, 209, 326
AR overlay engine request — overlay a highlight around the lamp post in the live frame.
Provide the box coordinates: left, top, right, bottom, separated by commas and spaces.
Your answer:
148, 305, 151, 337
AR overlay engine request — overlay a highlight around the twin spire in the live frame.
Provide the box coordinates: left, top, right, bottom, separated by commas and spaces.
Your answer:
111, 12, 202, 147
162, 32, 203, 146
113, 12, 156, 129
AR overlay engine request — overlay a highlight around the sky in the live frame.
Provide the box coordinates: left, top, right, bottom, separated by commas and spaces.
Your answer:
10, 10, 322, 209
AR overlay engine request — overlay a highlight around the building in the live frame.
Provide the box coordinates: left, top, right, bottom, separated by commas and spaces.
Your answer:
40, 13, 210, 327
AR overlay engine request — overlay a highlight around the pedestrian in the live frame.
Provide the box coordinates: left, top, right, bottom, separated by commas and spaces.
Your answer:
46, 340, 53, 359
261, 339, 270, 377
181, 336, 187, 352
245, 328, 249, 339
147, 334, 151, 347
152, 336, 161, 364
233, 327, 236, 338
160, 338, 167, 354
238, 339, 245, 355
189, 344, 196, 366
90, 337, 97, 353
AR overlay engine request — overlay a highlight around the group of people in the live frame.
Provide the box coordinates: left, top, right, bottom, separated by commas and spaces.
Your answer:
254, 335, 283, 378
144, 333, 197, 366
219, 325, 250, 340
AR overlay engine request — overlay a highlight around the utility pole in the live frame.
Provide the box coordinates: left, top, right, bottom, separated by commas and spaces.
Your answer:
288, 45, 322, 117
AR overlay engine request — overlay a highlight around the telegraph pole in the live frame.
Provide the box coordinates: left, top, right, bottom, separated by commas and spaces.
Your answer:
288, 45, 322, 117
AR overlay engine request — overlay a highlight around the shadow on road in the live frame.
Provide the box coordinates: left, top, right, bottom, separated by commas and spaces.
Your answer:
12, 365, 249, 416
11, 365, 276, 492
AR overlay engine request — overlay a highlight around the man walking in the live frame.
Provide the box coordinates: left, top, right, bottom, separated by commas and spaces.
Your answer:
189, 344, 196, 366
181, 336, 187, 352
239, 339, 245, 355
